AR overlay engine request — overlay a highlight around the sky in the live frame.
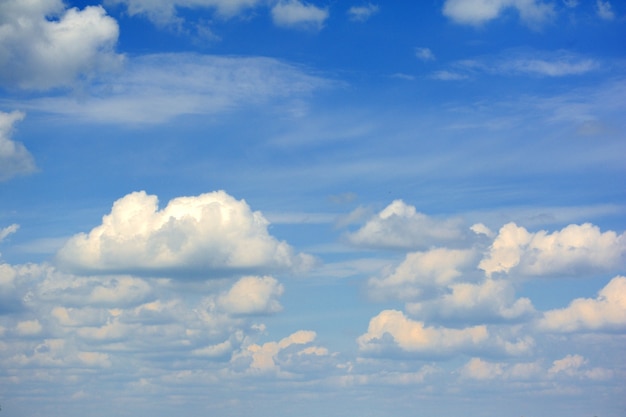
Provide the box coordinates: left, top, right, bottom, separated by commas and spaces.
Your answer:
0, 0, 625, 416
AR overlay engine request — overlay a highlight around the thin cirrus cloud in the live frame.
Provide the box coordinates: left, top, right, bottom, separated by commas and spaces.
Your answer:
14, 53, 332, 124
55, 190, 315, 277
0, 0, 123, 91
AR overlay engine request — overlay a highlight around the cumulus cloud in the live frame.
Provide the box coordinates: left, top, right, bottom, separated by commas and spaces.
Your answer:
548, 354, 613, 380
442, 0, 554, 27
20, 53, 331, 124
346, 200, 466, 250
538, 276, 626, 332
596, 0, 615, 20
232, 330, 331, 374
460, 357, 542, 380
406, 279, 535, 322
271, 0, 329, 30
56, 190, 314, 277
348, 3, 380, 22
357, 310, 488, 355
368, 248, 476, 301
0, 0, 122, 90
218, 276, 284, 315
479, 222, 625, 278
107, 0, 262, 25
0, 111, 36, 181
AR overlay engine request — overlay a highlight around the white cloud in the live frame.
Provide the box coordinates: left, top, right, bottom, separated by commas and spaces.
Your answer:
106, 0, 262, 25
16, 319, 42, 336
415, 47, 435, 62
0, 224, 19, 243
460, 357, 543, 380
271, 0, 329, 30
539, 276, 626, 332
0, 0, 122, 90
348, 3, 380, 22
479, 223, 625, 278
56, 191, 314, 277
431, 70, 469, 81
406, 279, 535, 322
357, 310, 488, 355
18, 53, 331, 124
442, 0, 554, 27
218, 276, 284, 315
596, 0, 615, 20
548, 354, 613, 380
0, 111, 36, 181
368, 248, 476, 301
346, 200, 466, 250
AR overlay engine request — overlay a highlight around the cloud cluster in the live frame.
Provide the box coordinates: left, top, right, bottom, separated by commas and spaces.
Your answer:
56, 190, 314, 277
479, 222, 625, 278
0, 0, 122, 90
0, 111, 36, 181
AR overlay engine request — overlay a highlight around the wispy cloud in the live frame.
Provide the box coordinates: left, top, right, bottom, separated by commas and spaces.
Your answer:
347, 3, 380, 22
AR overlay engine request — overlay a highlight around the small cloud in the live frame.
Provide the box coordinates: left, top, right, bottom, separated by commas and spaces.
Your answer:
431, 70, 469, 81
596, 0, 615, 20
442, 0, 555, 28
347, 3, 379, 22
0, 111, 36, 181
0, 224, 19, 243
271, 0, 329, 31
415, 47, 435, 62
562, 0, 579, 7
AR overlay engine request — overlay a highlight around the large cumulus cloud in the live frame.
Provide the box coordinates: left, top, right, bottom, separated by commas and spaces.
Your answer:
0, 0, 122, 90
56, 190, 314, 277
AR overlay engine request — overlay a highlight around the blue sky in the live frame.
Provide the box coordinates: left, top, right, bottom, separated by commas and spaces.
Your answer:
1, 0, 625, 416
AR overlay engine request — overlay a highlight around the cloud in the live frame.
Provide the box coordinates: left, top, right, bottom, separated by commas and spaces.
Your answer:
0, 111, 36, 181
479, 223, 626, 278
56, 190, 314, 277
368, 248, 476, 301
538, 276, 626, 332
347, 3, 380, 22
415, 47, 435, 62
548, 354, 613, 380
218, 276, 284, 315
406, 279, 536, 322
271, 0, 329, 30
106, 0, 262, 25
442, 0, 554, 27
346, 200, 466, 250
357, 309, 488, 356
460, 357, 542, 380
0, 224, 19, 243
0, 0, 122, 90
16, 53, 331, 124
596, 0, 615, 20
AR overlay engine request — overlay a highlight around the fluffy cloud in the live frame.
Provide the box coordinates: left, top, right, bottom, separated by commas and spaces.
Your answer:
0, 111, 36, 181
406, 279, 535, 322
218, 276, 284, 315
596, 0, 615, 20
0, 0, 122, 90
271, 0, 329, 30
442, 0, 554, 27
368, 248, 476, 301
21, 53, 331, 124
538, 276, 626, 332
347, 3, 380, 22
107, 0, 262, 25
357, 310, 488, 355
415, 47, 435, 62
460, 357, 542, 380
346, 200, 466, 250
56, 190, 314, 277
479, 223, 625, 278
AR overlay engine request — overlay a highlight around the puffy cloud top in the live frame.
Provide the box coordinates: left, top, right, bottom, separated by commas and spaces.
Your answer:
479, 222, 625, 278
347, 200, 465, 250
56, 191, 314, 277
0, 0, 122, 90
